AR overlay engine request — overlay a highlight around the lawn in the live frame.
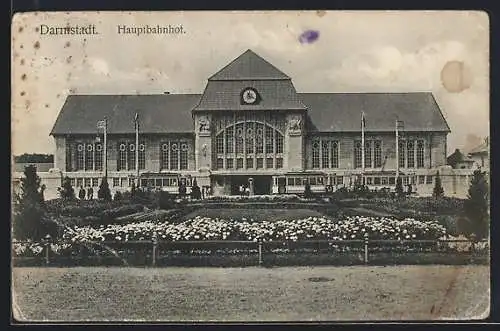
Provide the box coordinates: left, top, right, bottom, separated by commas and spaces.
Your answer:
182, 208, 326, 221
12, 265, 489, 322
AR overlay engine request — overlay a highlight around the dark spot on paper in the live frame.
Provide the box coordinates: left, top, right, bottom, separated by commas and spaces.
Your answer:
25, 99, 31, 109
20, 59, 25, 65
56, 94, 60, 98
45, 104, 49, 108
316, 10, 326, 17
66, 56, 73, 63
35, 26, 39, 32
21, 74, 27, 81
65, 41, 71, 48
20, 44, 24, 49
18, 26, 24, 32
299, 30, 320, 44
20, 91, 26, 96
34, 41, 40, 49
67, 72, 72, 80
69, 88, 77, 93
440, 61, 473, 93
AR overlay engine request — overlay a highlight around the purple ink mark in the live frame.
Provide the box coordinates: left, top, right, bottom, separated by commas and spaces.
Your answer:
299, 30, 320, 44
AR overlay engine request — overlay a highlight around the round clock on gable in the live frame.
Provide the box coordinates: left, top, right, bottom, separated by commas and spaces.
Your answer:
242, 88, 258, 104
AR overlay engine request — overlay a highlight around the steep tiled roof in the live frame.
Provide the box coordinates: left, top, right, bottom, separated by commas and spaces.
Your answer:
193, 80, 307, 111
50, 94, 199, 135
209, 49, 290, 81
468, 137, 489, 155
447, 149, 474, 168
301, 92, 450, 132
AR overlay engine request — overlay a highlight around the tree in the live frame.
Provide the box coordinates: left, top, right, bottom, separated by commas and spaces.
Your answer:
13, 165, 56, 240
59, 176, 75, 200
459, 170, 489, 241
114, 191, 122, 201
433, 171, 444, 199
395, 176, 404, 199
14, 153, 54, 163
98, 177, 112, 201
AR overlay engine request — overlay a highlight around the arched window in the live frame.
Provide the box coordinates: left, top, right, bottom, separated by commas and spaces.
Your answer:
215, 121, 284, 170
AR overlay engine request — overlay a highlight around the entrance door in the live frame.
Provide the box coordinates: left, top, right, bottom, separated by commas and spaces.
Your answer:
253, 176, 272, 195
277, 177, 286, 194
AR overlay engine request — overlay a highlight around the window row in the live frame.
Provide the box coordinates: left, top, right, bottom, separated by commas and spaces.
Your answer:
160, 141, 189, 170
73, 143, 103, 171
399, 140, 425, 168
311, 139, 339, 169
216, 157, 283, 170
354, 140, 383, 169
71, 177, 101, 188
117, 142, 146, 171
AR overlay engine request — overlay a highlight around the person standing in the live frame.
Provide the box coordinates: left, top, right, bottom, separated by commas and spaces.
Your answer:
87, 186, 94, 200
78, 186, 86, 200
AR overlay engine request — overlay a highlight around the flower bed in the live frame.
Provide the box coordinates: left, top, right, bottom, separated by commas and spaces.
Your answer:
60, 216, 447, 243
202, 194, 313, 203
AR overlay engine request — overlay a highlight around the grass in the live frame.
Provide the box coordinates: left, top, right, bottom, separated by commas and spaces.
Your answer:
182, 208, 326, 221
12, 265, 489, 321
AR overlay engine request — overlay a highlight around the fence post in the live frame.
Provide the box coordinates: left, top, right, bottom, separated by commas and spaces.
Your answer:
364, 232, 369, 264
44, 234, 52, 266
151, 232, 158, 267
258, 238, 263, 266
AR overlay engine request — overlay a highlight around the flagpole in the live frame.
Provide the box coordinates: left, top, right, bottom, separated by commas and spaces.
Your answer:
135, 113, 139, 187
104, 116, 108, 178
395, 119, 399, 180
361, 112, 365, 185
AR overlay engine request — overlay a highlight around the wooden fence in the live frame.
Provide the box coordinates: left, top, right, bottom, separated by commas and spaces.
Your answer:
12, 234, 489, 267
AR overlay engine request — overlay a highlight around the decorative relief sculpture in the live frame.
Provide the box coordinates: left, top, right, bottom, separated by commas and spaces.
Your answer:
198, 116, 211, 134
288, 115, 302, 134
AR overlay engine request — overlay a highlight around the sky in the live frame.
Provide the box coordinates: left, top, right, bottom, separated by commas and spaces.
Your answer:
11, 11, 489, 156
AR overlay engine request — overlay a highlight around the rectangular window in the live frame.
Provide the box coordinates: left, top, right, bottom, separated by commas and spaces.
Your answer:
76, 144, 85, 170
366, 177, 373, 185
331, 141, 339, 168
416, 140, 424, 168
265, 126, 274, 154
95, 144, 103, 171
138, 142, 146, 170
70, 178, 76, 186
310, 177, 317, 185
246, 158, 253, 169
276, 158, 283, 169
236, 158, 244, 169
389, 177, 396, 185
246, 133, 254, 154
92, 178, 99, 187
171, 177, 178, 186
407, 141, 415, 168
216, 134, 224, 154
155, 179, 162, 187
226, 158, 233, 169
418, 175, 425, 184
128, 144, 136, 170
256, 158, 263, 169
84, 178, 91, 187
162, 178, 169, 187
381, 177, 388, 185
76, 178, 83, 188
180, 142, 188, 170
266, 157, 274, 169
374, 177, 381, 185
312, 140, 320, 169
364, 141, 372, 168
398, 141, 406, 168
317, 176, 324, 185
226, 127, 234, 153
113, 178, 120, 187
354, 141, 362, 168
118, 143, 127, 171
294, 178, 302, 186
276, 134, 284, 153
287, 178, 294, 186
217, 158, 224, 169
426, 175, 433, 184
85, 144, 94, 171
374, 140, 382, 168
128, 178, 135, 187
403, 177, 409, 185
160, 143, 169, 170
141, 179, 148, 187
170, 143, 179, 170
322, 141, 329, 168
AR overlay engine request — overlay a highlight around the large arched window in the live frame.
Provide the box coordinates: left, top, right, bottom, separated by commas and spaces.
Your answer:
215, 121, 284, 170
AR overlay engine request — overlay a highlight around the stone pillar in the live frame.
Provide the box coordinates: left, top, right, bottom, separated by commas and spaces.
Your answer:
194, 113, 213, 171
54, 136, 66, 171
286, 113, 304, 171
